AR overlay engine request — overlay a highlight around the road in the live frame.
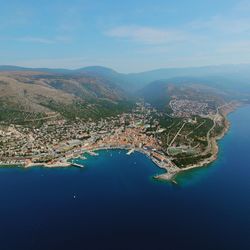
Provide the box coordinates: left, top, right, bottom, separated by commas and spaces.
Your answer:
25, 113, 60, 122
167, 122, 186, 154
203, 102, 233, 155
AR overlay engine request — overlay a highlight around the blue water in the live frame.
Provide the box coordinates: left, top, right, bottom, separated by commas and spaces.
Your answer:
0, 107, 250, 250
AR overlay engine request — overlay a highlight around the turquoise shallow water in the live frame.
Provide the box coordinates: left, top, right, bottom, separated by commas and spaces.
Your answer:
0, 106, 249, 250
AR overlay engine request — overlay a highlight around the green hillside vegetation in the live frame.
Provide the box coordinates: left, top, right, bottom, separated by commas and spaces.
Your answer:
0, 71, 132, 125
173, 153, 212, 168
42, 99, 133, 121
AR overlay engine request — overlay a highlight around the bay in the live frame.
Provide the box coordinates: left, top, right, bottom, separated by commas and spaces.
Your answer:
0, 106, 249, 250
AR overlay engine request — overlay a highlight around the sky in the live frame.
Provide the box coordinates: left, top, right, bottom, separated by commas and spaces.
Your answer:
1, 0, 250, 72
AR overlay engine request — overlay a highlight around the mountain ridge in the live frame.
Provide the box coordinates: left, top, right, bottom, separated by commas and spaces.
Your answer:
1, 64, 250, 93
1, 64, 250, 124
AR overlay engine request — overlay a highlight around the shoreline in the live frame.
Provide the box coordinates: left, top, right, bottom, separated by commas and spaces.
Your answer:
0, 102, 243, 183
163, 101, 241, 180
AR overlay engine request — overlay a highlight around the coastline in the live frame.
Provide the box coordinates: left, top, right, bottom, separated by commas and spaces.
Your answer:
163, 101, 241, 180
0, 102, 243, 183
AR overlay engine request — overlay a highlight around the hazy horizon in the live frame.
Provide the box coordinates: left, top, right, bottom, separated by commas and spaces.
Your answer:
1, 63, 250, 75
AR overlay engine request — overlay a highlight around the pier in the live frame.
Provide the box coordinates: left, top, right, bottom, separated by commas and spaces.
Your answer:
87, 151, 99, 156
79, 156, 87, 160
71, 163, 84, 168
126, 149, 135, 155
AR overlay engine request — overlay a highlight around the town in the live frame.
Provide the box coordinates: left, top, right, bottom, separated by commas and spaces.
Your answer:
170, 99, 215, 118
0, 98, 232, 180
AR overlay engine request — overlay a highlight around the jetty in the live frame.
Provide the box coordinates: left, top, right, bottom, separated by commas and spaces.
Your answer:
71, 163, 84, 168
24, 162, 72, 168
126, 149, 135, 155
87, 151, 99, 156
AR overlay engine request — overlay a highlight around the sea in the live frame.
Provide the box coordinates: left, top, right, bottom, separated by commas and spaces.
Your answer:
0, 106, 249, 250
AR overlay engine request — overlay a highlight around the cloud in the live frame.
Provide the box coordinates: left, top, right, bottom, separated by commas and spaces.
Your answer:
17, 37, 56, 44
16, 36, 73, 44
188, 0, 250, 35
235, 0, 250, 12
216, 40, 250, 54
189, 16, 250, 34
106, 25, 186, 44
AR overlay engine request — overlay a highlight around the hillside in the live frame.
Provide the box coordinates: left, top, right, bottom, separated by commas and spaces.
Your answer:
140, 76, 250, 112
2, 64, 250, 93
1, 64, 250, 125
128, 64, 250, 90
0, 71, 132, 124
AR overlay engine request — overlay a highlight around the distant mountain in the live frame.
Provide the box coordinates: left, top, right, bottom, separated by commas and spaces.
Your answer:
128, 64, 250, 82
1, 64, 250, 123
74, 66, 138, 93
0, 65, 71, 74
1, 64, 250, 93
140, 76, 250, 110
75, 64, 250, 93
0, 65, 137, 93
0, 65, 29, 71
76, 66, 118, 75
